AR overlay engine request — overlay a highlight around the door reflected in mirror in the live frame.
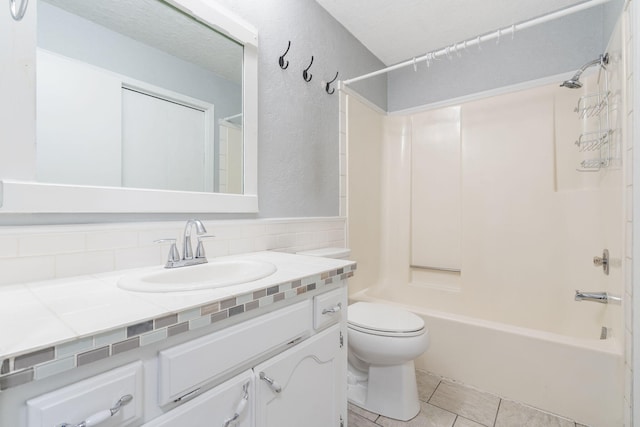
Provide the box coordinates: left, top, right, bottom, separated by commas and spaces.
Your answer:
36, 0, 244, 194
218, 114, 244, 195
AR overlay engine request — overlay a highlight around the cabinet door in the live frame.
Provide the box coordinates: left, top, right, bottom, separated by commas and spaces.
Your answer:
143, 370, 253, 427
254, 324, 345, 427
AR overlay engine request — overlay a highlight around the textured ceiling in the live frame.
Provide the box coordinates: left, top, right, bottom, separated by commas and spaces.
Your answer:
314, 0, 590, 65
42, 0, 243, 84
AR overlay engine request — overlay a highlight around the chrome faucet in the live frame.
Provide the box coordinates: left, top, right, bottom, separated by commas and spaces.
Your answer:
575, 290, 621, 305
155, 219, 213, 268
183, 219, 207, 260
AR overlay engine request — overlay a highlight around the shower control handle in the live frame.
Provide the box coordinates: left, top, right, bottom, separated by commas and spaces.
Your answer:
593, 249, 609, 275
575, 290, 621, 305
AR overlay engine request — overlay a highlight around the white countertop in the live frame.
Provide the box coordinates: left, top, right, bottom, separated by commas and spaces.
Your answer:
0, 251, 354, 360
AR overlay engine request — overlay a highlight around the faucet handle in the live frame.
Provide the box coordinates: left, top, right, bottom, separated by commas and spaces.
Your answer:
154, 239, 180, 263
196, 235, 216, 259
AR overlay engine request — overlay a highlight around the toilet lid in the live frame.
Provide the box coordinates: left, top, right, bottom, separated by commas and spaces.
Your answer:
348, 302, 424, 334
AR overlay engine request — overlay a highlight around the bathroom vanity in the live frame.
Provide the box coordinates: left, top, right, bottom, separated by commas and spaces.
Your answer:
0, 252, 355, 426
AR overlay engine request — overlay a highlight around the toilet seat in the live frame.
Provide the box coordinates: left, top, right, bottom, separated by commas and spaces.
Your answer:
348, 302, 425, 337
348, 323, 424, 337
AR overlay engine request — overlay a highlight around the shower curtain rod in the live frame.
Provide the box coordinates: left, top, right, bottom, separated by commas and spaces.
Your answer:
343, 0, 613, 85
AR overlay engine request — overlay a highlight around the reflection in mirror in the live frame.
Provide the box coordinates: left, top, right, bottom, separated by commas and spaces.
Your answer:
36, 0, 244, 194
218, 114, 244, 194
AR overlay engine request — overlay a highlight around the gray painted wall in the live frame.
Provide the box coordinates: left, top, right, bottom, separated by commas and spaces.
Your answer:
386, 2, 625, 112
215, 0, 386, 218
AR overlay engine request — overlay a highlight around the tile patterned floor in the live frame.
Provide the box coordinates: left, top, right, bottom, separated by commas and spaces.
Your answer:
348, 370, 589, 427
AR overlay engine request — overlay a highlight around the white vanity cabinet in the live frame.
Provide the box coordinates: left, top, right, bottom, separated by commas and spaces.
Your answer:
147, 286, 348, 427
147, 325, 346, 427
254, 324, 346, 427
12, 279, 349, 427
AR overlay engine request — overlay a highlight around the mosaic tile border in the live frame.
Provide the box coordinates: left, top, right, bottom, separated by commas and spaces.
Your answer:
0, 266, 355, 392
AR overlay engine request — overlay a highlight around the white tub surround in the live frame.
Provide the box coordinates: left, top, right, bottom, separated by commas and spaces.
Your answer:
344, 13, 629, 426
0, 251, 356, 392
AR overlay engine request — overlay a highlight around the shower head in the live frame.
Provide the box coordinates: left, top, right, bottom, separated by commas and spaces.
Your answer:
560, 74, 583, 89
560, 53, 609, 89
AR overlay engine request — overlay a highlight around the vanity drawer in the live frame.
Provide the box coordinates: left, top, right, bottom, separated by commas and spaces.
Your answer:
26, 362, 143, 427
158, 300, 312, 405
313, 288, 345, 330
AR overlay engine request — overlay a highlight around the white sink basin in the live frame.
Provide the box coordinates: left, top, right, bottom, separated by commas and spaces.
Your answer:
117, 259, 277, 292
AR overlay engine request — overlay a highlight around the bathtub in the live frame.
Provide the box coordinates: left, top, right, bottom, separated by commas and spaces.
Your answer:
350, 287, 624, 427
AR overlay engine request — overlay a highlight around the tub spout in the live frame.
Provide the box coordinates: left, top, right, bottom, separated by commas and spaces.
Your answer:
575, 290, 621, 305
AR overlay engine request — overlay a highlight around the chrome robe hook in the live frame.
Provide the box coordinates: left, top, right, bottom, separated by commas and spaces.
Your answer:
10, 0, 28, 21
303, 56, 314, 82
278, 41, 291, 69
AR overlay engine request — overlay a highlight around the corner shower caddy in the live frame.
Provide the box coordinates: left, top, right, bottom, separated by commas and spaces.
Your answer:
574, 71, 611, 172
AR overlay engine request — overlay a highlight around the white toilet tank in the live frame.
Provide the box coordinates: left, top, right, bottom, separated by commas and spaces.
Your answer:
296, 247, 351, 260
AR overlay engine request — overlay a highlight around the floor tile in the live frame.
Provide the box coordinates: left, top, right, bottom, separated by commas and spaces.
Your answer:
348, 410, 380, 427
494, 400, 575, 427
416, 369, 441, 402
428, 381, 500, 427
349, 402, 379, 422
453, 416, 486, 427
377, 401, 456, 427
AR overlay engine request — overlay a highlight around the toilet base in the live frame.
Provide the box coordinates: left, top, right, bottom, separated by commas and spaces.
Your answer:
347, 360, 421, 421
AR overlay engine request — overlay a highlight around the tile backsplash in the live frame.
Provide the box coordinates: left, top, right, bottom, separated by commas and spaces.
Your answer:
0, 217, 346, 286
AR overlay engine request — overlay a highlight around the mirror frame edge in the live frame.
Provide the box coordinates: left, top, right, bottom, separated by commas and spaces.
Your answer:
0, 0, 259, 214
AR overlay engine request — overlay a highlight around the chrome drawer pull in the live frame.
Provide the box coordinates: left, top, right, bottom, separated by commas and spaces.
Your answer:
259, 372, 282, 393
174, 387, 200, 403
57, 394, 133, 427
223, 382, 250, 427
322, 303, 342, 315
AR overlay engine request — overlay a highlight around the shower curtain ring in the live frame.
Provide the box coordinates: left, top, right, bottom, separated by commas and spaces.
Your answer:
496, 29, 501, 44
511, 24, 516, 39
413, 57, 417, 72
477, 35, 482, 50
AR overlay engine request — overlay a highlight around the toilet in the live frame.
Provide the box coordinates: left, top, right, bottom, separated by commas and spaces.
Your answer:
347, 302, 429, 421
296, 248, 430, 421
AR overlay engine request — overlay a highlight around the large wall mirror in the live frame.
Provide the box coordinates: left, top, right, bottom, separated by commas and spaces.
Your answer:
0, 0, 258, 213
